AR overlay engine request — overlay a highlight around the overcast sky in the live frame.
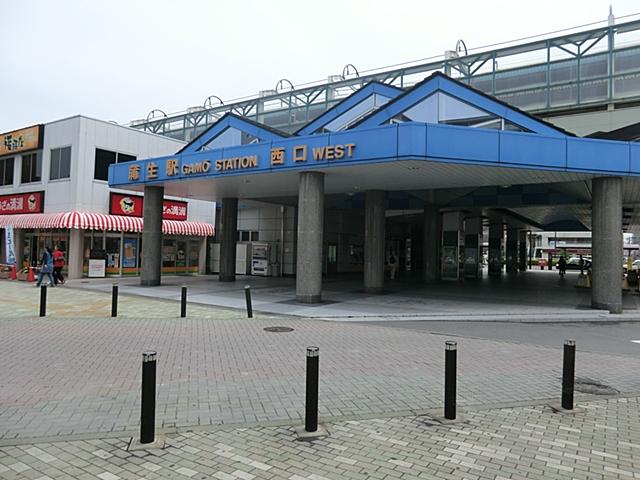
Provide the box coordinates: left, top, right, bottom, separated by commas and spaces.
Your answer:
1, 0, 639, 132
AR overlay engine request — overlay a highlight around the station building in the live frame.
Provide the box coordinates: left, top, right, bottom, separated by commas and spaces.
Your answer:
0, 116, 215, 279
109, 71, 640, 313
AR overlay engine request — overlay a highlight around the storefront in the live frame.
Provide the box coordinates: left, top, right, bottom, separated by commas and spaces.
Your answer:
0, 116, 215, 279
0, 210, 212, 277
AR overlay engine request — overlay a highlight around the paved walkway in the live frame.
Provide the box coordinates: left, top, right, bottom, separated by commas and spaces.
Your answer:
2, 280, 640, 479
65, 270, 640, 322
1, 397, 639, 479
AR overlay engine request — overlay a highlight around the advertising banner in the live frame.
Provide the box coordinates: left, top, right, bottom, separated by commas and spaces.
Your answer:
109, 193, 187, 221
4, 225, 16, 265
122, 238, 137, 268
0, 125, 43, 156
0, 191, 45, 215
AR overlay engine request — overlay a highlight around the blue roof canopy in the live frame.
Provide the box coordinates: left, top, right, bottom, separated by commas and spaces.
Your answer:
351, 72, 569, 137
178, 113, 289, 155
296, 82, 403, 136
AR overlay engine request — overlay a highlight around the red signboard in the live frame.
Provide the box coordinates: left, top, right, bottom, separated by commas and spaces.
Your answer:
109, 193, 187, 221
0, 191, 45, 215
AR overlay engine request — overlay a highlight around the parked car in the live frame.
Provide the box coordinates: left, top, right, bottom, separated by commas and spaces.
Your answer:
557, 256, 591, 270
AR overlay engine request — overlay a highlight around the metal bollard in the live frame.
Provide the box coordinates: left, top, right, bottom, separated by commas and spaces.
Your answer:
180, 285, 187, 318
140, 351, 157, 444
39, 284, 47, 317
305, 346, 320, 432
244, 285, 253, 318
444, 341, 457, 420
562, 339, 576, 410
111, 283, 118, 317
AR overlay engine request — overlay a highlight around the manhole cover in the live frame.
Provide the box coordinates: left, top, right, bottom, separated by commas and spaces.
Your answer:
575, 377, 619, 395
263, 326, 294, 333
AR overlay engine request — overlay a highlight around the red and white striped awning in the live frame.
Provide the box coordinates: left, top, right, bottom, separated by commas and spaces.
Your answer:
0, 212, 214, 236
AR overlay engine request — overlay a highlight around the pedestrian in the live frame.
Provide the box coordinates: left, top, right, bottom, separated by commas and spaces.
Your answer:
558, 255, 567, 277
35, 247, 56, 287
388, 253, 398, 280
53, 245, 65, 285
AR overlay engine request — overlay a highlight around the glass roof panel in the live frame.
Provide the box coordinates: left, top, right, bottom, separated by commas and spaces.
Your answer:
201, 127, 258, 150
319, 94, 392, 133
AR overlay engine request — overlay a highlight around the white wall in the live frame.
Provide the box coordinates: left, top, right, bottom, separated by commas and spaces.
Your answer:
237, 205, 296, 275
75, 116, 186, 214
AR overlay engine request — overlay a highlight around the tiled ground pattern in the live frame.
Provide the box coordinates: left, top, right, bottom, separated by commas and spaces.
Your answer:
1, 398, 639, 480
2, 283, 640, 440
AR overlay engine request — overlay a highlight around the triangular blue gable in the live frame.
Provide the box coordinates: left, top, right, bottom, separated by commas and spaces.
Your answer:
177, 113, 289, 155
350, 72, 570, 137
295, 82, 403, 136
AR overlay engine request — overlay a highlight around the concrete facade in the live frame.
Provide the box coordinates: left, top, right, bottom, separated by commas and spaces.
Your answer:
295, 172, 324, 303
591, 177, 623, 313
363, 190, 385, 293
140, 185, 163, 286
219, 198, 238, 282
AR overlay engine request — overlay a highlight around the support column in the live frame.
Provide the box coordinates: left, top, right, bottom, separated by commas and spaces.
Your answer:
67, 229, 83, 280
592, 177, 622, 313
464, 217, 482, 279
296, 172, 324, 303
488, 222, 504, 276
141, 185, 163, 286
364, 190, 385, 293
219, 197, 238, 282
506, 228, 519, 273
442, 212, 463, 280
423, 205, 441, 283
518, 230, 528, 271
14, 229, 25, 268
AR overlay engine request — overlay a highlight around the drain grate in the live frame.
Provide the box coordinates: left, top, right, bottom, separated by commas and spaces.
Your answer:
263, 326, 294, 333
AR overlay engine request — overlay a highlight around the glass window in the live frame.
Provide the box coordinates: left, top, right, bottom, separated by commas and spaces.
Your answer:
438, 93, 494, 126
94, 148, 117, 181
319, 94, 392, 133
398, 93, 439, 123
117, 152, 136, 163
0, 157, 14, 186
250, 231, 259, 241
391, 91, 530, 131
50, 146, 71, 180
21, 152, 41, 183
241, 231, 250, 242
201, 127, 258, 150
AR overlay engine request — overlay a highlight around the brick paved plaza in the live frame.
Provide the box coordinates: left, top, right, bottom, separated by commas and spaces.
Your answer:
1, 280, 640, 479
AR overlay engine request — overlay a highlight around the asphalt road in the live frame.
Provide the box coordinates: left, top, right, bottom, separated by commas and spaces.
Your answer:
366, 320, 640, 356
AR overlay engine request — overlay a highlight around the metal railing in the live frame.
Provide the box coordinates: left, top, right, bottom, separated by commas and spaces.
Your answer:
131, 18, 640, 141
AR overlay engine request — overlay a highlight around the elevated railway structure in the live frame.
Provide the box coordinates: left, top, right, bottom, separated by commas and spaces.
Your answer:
131, 17, 640, 140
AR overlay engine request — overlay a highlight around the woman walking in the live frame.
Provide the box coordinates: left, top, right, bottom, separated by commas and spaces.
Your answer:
53, 245, 65, 285
35, 247, 56, 287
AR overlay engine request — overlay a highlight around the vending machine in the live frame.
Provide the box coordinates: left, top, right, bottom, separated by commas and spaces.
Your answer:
251, 242, 279, 276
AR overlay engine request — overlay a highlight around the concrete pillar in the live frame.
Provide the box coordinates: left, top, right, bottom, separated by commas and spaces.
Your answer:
464, 217, 482, 278
506, 228, 519, 273
219, 197, 238, 282
518, 230, 528, 271
364, 190, 385, 293
14, 229, 25, 267
296, 172, 324, 303
442, 212, 463, 280
67, 229, 83, 280
423, 205, 441, 283
141, 185, 164, 286
488, 222, 504, 276
591, 177, 623, 313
